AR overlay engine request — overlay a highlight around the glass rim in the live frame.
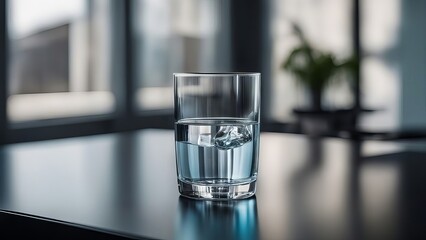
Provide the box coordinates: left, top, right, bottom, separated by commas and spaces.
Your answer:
174, 72, 260, 77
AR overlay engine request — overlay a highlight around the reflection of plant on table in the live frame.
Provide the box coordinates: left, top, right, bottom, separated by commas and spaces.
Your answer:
281, 24, 358, 112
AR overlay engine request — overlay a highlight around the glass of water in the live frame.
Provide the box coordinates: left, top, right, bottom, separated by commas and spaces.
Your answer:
174, 73, 260, 200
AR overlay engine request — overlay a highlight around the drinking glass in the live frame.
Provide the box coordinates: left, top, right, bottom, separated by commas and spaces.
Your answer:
174, 73, 261, 200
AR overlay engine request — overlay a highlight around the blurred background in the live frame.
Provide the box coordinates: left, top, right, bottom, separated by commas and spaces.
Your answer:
0, 0, 425, 143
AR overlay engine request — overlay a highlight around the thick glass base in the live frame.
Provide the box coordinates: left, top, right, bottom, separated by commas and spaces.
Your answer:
178, 179, 256, 200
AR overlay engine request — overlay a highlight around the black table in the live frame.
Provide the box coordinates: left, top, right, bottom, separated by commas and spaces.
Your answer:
0, 129, 425, 239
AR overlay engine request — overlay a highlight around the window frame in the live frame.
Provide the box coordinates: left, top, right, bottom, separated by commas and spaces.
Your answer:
0, 0, 362, 144
0, 0, 174, 144
0, 0, 8, 144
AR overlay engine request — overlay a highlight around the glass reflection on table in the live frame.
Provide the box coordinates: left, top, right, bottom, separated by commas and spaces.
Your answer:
175, 197, 258, 240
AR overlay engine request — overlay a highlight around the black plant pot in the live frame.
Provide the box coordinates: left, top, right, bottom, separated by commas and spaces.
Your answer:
293, 108, 357, 136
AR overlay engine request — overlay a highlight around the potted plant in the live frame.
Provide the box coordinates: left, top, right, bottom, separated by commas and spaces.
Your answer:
281, 24, 358, 135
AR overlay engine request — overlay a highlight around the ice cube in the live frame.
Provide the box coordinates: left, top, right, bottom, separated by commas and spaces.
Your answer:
213, 125, 252, 150
197, 133, 214, 147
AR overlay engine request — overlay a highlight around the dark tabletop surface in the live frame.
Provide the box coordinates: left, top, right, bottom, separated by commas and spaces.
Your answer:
0, 129, 425, 240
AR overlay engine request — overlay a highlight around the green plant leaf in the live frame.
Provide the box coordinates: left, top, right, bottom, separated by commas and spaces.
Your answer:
281, 23, 358, 93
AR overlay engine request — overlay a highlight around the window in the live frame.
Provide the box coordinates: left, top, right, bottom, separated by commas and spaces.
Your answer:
132, 0, 231, 111
7, 0, 114, 123
360, 0, 426, 131
269, 0, 353, 123
4, 0, 420, 143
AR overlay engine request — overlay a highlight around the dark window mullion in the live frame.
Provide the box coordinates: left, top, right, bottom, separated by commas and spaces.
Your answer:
353, 0, 361, 111
109, 0, 139, 132
230, 0, 271, 123
0, 0, 7, 144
